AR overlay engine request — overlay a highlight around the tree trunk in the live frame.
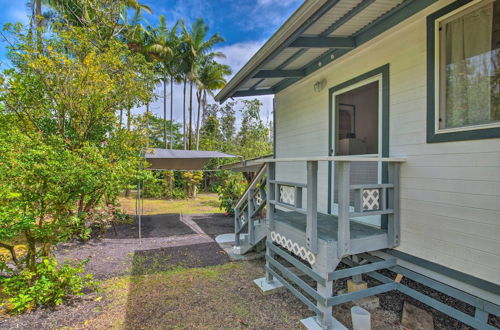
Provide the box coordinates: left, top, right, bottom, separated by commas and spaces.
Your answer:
183, 79, 187, 150
125, 107, 131, 197
119, 109, 123, 128
195, 89, 202, 150
163, 77, 167, 149
170, 75, 174, 149
35, 0, 42, 27
127, 107, 131, 131
146, 103, 150, 148
188, 81, 193, 150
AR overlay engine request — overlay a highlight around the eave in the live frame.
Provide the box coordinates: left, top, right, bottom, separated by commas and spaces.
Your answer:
215, 0, 438, 103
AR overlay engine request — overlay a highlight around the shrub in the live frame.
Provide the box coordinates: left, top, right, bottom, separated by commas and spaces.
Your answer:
217, 172, 246, 215
0, 257, 97, 314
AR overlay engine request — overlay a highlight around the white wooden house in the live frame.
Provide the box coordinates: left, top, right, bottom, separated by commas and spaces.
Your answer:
215, 0, 500, 328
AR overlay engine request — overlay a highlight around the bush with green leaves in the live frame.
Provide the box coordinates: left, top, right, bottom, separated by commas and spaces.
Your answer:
217, 172, 246, 216
0, 257, 97, 314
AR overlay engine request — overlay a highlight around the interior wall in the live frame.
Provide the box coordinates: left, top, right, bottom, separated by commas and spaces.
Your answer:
336, 81, 379, 155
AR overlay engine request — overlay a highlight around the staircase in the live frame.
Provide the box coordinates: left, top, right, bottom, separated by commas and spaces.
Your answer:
233, 165, 268, 254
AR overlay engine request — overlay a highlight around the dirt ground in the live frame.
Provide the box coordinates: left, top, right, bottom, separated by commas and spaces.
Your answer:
1, 197, 494, 329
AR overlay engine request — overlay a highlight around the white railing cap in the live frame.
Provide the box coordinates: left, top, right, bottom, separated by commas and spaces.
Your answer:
257, 156, 406, 163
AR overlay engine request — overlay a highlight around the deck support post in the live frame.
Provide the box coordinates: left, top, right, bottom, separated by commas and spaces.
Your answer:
248, 188, 255, 245
265, 162, 275, 283
267, 163, 275, 231
387, 163, 400, 247
234, 209, 240, 247
337, 161, 351, 258
306, 161, 318, 254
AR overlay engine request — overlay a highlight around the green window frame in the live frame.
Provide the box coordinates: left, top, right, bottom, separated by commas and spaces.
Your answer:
427, 0, 500, 143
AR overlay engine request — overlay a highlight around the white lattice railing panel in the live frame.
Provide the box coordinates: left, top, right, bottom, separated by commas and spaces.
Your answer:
254, 190, 263, 206
270, 231, 316, 265
362, 189, 380, 211
279, 185, 295, 205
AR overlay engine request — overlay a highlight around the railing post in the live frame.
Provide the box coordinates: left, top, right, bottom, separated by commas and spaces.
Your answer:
248, 188, 255, 245
267, 162, 275, 230
234, 208, 240, 247
337, 161, 351, 258
388, 162, 401, 247
306, 161, 318, 254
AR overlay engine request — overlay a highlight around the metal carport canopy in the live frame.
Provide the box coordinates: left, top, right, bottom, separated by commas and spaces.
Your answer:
145, 148, 238, 170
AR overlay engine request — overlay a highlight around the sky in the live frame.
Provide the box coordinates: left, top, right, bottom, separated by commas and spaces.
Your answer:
0, 0, 303, 125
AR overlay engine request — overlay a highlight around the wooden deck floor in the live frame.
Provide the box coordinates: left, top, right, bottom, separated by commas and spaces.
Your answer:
274, 210, 386, 242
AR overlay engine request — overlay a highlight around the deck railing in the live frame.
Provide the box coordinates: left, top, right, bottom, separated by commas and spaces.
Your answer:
260, 156, 405, 257
234, 164, 267, 246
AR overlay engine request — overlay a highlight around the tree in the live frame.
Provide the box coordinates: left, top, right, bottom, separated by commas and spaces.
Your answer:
1, 23, 154, 243
134, 113, 182, 149
147, 16, 180, 149
40, 0, 152, 40
181, 18, 224, 150
195, 58, 231, 149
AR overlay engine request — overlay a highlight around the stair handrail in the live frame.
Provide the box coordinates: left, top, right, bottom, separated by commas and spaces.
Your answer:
234, 163, 267, 210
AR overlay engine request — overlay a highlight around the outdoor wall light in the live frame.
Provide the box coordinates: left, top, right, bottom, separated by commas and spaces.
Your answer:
313, 78, 327, 93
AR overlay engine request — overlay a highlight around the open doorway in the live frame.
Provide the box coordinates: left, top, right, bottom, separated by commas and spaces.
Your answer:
331, 77, 382, 226
335, 81, 379, 156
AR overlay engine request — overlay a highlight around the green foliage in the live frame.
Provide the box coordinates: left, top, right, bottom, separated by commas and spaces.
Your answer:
181, 171, 204, 198
0, 257, 97, 314
216, 173, 246, 215
197, 100, 272, 208
0, 13, 154, 312
142, 171, 188, 200
134, 113, 183, 149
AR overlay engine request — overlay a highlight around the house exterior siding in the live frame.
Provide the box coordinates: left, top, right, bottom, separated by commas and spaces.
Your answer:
274, 0, 500, 285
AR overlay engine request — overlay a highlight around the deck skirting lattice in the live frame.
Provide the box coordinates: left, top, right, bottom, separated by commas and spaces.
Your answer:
270, 231, 316, 265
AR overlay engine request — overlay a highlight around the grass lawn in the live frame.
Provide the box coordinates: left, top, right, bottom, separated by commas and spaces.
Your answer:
78, 262, 312, 329
118, 193, 223, 215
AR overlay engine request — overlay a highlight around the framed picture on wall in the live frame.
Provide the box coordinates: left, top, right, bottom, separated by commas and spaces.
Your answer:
338, 103, 356, 139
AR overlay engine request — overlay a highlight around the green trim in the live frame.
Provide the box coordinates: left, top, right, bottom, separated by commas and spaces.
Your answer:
327, 64, 390, 217
426, 0, 500, 143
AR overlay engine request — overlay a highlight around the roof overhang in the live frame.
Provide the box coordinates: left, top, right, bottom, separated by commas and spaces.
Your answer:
215, 0, 437, 103
145, 148, 238, 170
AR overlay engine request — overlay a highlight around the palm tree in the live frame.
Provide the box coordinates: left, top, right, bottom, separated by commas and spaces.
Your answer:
195, 59, 231, 150
147, 16, 180, 149
181, 18, 224, 150
40, 0, 152, 40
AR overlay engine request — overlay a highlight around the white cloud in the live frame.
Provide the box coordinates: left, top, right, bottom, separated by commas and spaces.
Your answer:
216, 40, 264, 77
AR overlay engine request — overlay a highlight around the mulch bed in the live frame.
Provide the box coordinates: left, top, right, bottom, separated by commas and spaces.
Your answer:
131, 242, 230, 276
190, 213, 234, 238
105, 213, 194, 239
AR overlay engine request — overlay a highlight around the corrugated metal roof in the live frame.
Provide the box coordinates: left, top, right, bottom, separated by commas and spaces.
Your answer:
303, 0, 364, 35
215, 0, 433, 103
331, 0, 405, 36
283, 48, 330, 70
145, 148, 237, 170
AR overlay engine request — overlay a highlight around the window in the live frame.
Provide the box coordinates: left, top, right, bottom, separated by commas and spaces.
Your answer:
427, 0, 500, 142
